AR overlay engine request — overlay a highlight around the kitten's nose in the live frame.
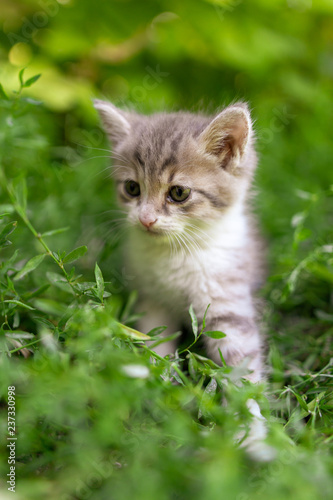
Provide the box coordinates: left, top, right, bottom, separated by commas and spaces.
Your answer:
139, 215, 158, 229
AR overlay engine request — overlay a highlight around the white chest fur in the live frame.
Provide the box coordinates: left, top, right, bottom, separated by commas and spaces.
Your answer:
125, 207, 251, 322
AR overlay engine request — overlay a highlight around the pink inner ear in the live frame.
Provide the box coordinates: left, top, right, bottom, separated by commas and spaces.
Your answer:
211, 125, 248, 168
216, 135, 233, 169
202, 110, 250, 169
230, 119, 249, 155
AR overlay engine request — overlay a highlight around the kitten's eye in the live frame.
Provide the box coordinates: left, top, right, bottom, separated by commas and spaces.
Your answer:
125, 180, 140, 197
168, 186, 191, 203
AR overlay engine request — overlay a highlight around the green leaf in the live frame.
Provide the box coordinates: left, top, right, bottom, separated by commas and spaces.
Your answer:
120, 290, 138, 322
46, 272, 72, 293
4, 300, 35, 311
24, 284, 50, 300
94, 263, 104, 301
0, 83, 9, 100
41, 227, 69, 237
147, 326, 168, 337
115, 321, 151, 340
18, 67, 26, 87
33, 317, 57, 331
23, 74, 42, 88
315, 310, 333, 323
148, 331, 181, 349
218, 348, 226, 366
5, 331, 35, 339
0, 221, 17, 239
204, 377, 217, 398
201, 303, 210, 331
307, 263, 333, 284
12, 176, 27, 213
288, 386, 309, 412
170, 365, 185, 385
0, 204, 15, 214
0, 239, 12, 249
204, 330, 226, 339
14, 254, 46, 281
63, 245, 87, 264
2, 249, 19, 272
198, 377, 217, 418
13, 310, 20, 328
74, 281, 95, 292
188, 351, 199, 379
189, 304, 198, 339
33, 298, 67, 316
190, 353, 221, 369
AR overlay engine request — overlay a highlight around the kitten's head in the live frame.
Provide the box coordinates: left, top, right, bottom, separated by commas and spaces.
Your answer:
94, 100, 256, 242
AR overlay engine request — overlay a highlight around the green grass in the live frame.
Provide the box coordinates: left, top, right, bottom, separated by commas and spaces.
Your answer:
0, 68, 332, 500
0, 2, 333, 498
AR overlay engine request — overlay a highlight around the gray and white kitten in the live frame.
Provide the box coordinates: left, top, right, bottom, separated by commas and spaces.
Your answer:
94, 100, 264, 383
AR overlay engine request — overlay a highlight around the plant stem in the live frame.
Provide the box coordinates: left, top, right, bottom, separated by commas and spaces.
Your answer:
0, 166, 78, 296
178, 331, 203, 355
7, 338, 42, 354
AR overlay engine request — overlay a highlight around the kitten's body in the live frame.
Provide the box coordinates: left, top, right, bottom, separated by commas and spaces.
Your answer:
95, 102, 265, 382
126, 210, 263, 380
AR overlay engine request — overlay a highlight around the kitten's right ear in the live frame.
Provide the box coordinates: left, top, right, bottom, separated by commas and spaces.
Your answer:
94, 99, 131, 145
198, 103, 253, 174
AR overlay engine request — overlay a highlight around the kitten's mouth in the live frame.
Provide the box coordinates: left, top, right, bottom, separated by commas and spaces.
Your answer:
137, 224, 165, 237
142, 227, 163, 236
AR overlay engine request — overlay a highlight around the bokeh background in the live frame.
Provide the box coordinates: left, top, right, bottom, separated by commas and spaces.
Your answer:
0, 1, 332, 499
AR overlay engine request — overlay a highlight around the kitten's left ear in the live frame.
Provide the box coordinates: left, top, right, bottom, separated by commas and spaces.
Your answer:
94, 99, 131, 145
198, 103, 253, 173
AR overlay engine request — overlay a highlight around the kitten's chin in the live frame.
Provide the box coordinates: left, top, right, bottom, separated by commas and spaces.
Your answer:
135, 224, 168, 239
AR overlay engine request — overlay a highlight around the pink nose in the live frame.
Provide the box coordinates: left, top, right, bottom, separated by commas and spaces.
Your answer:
139, 216, 157, 229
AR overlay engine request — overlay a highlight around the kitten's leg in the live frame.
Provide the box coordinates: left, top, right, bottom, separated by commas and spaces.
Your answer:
203, 308, 276, 461
137, 300, 179, 358
203, 310, 264, 382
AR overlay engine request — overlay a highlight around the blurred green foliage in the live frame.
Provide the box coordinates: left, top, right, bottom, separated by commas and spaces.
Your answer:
0, 1, 332, 499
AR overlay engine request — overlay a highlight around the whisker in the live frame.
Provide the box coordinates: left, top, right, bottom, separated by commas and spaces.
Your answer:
71, 142, 113, 155
180, 218, 215, 243
98, 209, 128, 216
183, 231, 201, 260
76, 154, 112, 163
177, 232, 193, 260
104, 223, 130, 245
70, 142, 134, 165
184, 233, 198, 260
173, 233, 185, 260
184, 226, 209, 248
103, 220, 128, 229
169, 231, 179, 261
165, 232, 173, 260
110, 151, 131, 162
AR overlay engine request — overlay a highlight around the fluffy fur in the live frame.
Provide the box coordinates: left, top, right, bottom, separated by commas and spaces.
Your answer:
94, 100, 265, 382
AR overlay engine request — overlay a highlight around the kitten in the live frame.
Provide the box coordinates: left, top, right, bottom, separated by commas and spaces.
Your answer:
94, 100, 264, 383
